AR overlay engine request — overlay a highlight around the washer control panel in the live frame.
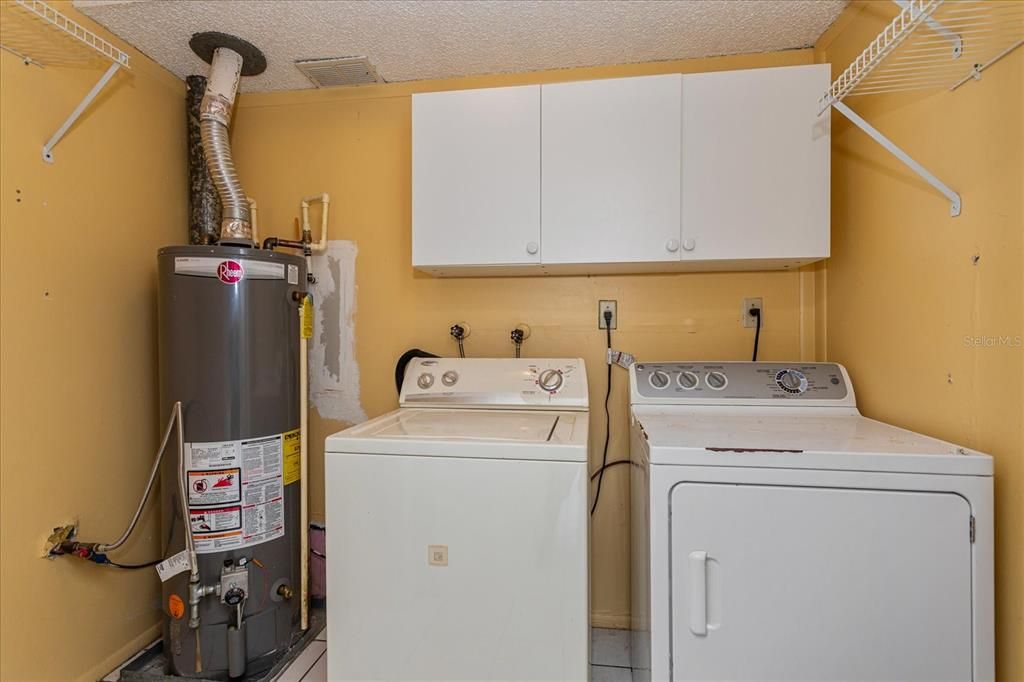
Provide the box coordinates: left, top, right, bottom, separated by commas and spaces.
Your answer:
632, 362, 850, 403
401, 357, 588, 409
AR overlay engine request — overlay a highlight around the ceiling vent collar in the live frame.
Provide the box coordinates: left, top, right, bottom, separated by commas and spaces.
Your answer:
295, 56, 383, 88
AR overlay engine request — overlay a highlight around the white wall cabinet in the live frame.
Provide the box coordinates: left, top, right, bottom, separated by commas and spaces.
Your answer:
541, 75, 682, 265
412, 85, 541, 269
681, 64, 830, 268
411, 65, 829, 276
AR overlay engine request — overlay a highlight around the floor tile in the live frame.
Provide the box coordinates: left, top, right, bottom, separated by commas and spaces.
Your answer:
273, 641, 326, 682
591, 627, 631, 668
591, 663, 634, 682
301, 651, 328, 681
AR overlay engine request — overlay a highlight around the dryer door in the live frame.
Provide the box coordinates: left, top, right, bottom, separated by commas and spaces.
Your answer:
670, 483, 972, 681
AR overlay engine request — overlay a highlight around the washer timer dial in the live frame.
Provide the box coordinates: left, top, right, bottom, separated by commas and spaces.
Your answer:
537, 369, 564, 393
775, 369, 808, 394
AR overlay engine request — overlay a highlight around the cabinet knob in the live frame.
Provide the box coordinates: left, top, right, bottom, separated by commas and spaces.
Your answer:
682, 238, 696, 252
665, 239, 680, 253
526, 241, 539, 255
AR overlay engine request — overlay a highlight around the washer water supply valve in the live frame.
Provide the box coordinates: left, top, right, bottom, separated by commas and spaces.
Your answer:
450, 322, 470, 358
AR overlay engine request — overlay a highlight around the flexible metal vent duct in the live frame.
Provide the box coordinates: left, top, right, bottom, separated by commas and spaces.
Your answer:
200, 47, 250, 245
190, 32, 267, 246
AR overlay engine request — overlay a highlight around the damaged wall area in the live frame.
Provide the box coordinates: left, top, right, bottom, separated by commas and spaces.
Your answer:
309, 240, 367, 425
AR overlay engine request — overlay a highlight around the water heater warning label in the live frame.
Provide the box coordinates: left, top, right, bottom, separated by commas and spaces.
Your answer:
185, 432, 290, 554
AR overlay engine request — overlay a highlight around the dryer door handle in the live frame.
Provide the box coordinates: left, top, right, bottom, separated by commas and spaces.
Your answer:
688, 551, 709, 636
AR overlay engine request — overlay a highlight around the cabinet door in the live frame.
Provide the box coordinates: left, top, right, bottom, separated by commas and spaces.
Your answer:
541, 75, 682, 265
670, 483, 972, 681
681, 64, 830, 262
412, 85, 541, 267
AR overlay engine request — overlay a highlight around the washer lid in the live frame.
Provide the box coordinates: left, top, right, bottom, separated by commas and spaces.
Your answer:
634, 407, 991, 476
326, 408, 588, 462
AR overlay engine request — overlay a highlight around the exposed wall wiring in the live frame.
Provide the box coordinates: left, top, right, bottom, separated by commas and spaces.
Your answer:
590, 310, 615, 515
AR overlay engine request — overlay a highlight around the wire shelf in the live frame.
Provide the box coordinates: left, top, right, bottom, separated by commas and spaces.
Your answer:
821, 0, 1024, 113
0, 0, 130, 68
0, 0, 132, 163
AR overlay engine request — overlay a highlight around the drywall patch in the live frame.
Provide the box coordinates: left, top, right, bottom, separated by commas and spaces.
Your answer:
309, 241, 366, 424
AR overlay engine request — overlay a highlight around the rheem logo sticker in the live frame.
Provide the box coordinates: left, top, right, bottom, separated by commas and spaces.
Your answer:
217, 260, 244, 284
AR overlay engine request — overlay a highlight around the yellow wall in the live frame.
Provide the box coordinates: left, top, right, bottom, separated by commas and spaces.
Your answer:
816, 2, 1023, 678
231, 48, 817, 628
0, 3, 186, 680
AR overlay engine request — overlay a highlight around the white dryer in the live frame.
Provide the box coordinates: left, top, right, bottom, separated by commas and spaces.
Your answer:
325, 358, 589, 681
629, 361, 993, 682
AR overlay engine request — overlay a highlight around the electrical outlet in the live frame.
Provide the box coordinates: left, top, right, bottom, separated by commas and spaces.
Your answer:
743, 298, 763, 328
598, 300, 617, 330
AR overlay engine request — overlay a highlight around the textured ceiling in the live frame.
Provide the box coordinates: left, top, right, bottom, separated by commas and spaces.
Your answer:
75, 0, 847, 92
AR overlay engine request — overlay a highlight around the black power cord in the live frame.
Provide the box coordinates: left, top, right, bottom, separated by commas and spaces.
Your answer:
750, 307, 762, 361
590, 458, 630, 480
590, 310, 614, 515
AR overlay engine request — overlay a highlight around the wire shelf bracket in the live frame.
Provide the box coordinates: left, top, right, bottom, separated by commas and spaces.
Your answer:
819, 0, 1024, 218
1, 0, 131, 164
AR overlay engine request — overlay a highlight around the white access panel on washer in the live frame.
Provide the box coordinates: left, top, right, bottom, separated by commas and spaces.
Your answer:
629, 362, 993, 682
325, 358, 589, 681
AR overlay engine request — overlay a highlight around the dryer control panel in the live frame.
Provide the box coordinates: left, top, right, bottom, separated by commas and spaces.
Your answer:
631, 362, 854, 406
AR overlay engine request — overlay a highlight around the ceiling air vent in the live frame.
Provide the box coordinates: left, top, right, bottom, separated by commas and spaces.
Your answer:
295, 56, 383, 88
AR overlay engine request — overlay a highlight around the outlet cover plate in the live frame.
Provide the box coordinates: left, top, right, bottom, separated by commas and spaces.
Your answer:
599, 300, 617, 330
743, 298, 763, 328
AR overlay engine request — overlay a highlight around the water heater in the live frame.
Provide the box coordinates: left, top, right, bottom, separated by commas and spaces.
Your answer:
158, 245, 306, 677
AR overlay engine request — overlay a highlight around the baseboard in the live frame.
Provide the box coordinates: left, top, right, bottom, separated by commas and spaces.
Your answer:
81, 621, 161, 682
591, 611, 630, 630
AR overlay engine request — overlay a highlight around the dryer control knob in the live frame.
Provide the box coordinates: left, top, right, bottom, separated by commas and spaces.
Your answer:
538, 369, 563, 392
775, 369, 808, 394
417, 373, 435, 389
677, 370, 699, 390
441, 370, 459, 387
648, 370, 671, 389
705, 371, 728, 390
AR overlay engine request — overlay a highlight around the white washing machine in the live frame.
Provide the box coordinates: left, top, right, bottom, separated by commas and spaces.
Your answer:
629, 361, 993, 682
325, 358, 589, 681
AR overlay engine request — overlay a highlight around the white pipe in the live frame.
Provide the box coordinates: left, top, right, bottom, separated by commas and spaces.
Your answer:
247, 196, 258, 244
300, 193, 331, 252
206, 47, 242, 110
299, 300, 310, 631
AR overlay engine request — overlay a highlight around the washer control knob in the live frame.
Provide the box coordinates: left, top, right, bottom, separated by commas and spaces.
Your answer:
677, 370, 699, 389
538, 369, 563, 392
648, 370, 671, 390
416, 373, 435, 389
775, 369, 808, 394
441, 370, 459, 387
705, 371, 728, 390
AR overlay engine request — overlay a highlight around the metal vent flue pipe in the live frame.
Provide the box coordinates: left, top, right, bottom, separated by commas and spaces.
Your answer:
200, 46, 251, 246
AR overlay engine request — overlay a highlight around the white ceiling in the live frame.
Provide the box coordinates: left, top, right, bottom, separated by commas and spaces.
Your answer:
75, 0, 847, 92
